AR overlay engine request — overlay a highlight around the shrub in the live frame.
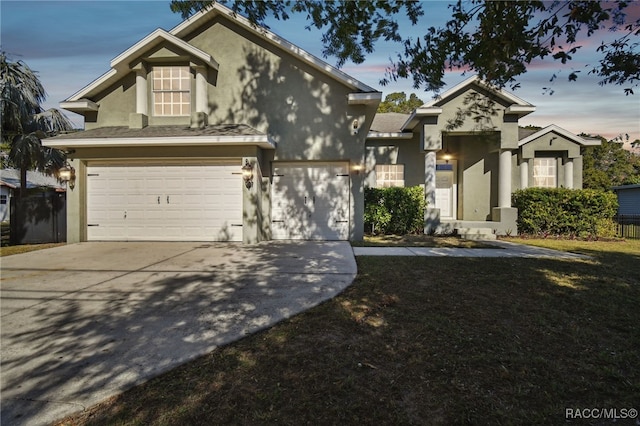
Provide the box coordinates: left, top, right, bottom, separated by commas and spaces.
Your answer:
512, 187, 618, 238
364, 186, 425, 234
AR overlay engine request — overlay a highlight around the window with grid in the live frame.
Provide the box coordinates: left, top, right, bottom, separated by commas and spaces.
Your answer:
0, 195, 6, 205
152, 66, 191, 116
533, 158, 557, 188
375, 164, 405, 188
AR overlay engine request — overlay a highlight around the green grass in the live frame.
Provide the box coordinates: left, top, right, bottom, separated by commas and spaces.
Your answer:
0, 243, 64, 257
57, 239, 640, 425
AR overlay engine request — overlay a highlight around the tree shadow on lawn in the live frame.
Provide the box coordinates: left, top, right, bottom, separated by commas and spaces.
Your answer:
55, 245, 640, 425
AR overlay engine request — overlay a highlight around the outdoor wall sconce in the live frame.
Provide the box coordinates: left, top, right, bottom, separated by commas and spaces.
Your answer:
352, 164, 363, 175
58, 162, 76, 190
242, 160, 254, 189
443, 149, 453, 164
351, 119, 359, 135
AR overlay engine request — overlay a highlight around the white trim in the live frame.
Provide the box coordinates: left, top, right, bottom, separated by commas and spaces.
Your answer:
171, 3, 377, 93
43, 135, 276, 150
518, 124, 598, 147
505, 105, 536, 115
401, 107, 443, 131
67, 69, 117, 102
67, 3, 377, 104
66, 30, 218, 102
60, 99, 99, 112
435, 160, 457, 220
366, 132, 414, 139
348, 92, 382, 105
423, 75, 535, 110
111, 29, 219, 71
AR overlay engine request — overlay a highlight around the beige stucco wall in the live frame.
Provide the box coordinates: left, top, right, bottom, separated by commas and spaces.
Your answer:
85, 73, 137, 130
453, 136, 499, 221
183, 18, 375, 241
517, 133, 585, 190
429, 84, 520, 151
364, 136, 424, 188
68, 14, 377, 242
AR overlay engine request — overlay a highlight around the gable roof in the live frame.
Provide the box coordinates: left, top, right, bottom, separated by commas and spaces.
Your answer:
63, 3, 378, 106
423, 75, 535, 111
171, 4, 377, 93
400, 75, 536, 131
518, 124, 601, 147
67, 29, 219, 103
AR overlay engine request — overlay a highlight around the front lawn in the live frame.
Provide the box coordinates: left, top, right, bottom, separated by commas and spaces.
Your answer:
0, 243, 65, 257
57, 239, 639, 425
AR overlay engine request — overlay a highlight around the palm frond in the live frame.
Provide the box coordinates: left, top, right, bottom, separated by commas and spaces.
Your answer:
1, 51, 47, 140
8, 133, 45, 170
32, 108, 74, 135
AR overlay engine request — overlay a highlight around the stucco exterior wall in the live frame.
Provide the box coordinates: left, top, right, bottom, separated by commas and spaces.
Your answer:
182, 17, 373, 241
518, 133, 585, 189
364, 136, 424, 188
85, 74, 137, 130
457, 138, 498, 221
182, 18, 370, 161
63, 13, 377, 242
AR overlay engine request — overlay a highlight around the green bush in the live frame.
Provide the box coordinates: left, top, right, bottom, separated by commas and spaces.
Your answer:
364, 186, 426, 234
512, 188, 618, 238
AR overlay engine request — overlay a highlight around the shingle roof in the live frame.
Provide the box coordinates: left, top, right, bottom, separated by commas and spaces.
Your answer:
518, 127, 539, 141
0, 169, 64, 190
369, 113, 410, 133
50, 124, 264, 140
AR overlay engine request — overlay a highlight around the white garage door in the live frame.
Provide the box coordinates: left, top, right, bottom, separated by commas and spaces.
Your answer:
271, 162, 350, 240
87, 162, 243, 241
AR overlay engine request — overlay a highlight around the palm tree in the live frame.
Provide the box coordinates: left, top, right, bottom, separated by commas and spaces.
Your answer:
1, 51, 73, 197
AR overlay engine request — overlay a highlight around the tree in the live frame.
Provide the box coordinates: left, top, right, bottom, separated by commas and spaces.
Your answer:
170, 0, 640, 95
1, 52, 72, 197
582, 135, 640, 190
377, 92, 423, 113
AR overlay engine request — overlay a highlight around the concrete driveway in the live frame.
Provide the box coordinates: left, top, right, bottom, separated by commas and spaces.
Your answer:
0, 241, 357, 426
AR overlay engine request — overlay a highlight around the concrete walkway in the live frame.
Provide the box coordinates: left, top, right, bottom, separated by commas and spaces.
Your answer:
0, 241, 356, 426
353, 240, 589, 259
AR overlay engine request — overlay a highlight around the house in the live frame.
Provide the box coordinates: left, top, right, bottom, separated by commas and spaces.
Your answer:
46, 4, 598, 243
0, 169, 65, 222
45, 3, 381, 243
366, 77, 600, 236
612, 184, 640, 215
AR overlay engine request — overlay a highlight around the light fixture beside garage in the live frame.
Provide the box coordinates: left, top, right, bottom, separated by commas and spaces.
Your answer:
351, 119, 359, 135
242, 160, 254, 189
58, 162, 76, 190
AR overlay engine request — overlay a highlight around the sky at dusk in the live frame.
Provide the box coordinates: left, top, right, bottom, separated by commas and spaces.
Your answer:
2, 0, 639, 144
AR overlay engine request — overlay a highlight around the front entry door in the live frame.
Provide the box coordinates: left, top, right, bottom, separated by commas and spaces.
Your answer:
435, 161, 457, 220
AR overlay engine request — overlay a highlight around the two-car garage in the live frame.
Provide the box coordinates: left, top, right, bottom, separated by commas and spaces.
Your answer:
85, 161, 350, 242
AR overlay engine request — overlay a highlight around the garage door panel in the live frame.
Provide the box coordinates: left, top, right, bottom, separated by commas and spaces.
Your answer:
271, 163, 349, 240
87, 163, 242, 241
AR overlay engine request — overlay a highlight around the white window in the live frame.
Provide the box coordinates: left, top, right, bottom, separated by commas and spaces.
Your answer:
152, 66, 191, 116
375, 164, 405, 188
533, 158, 557, 188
